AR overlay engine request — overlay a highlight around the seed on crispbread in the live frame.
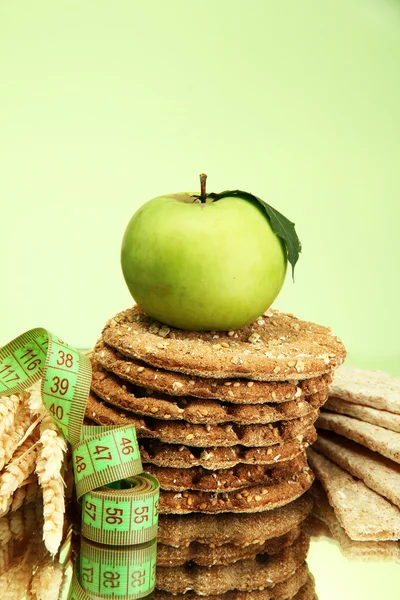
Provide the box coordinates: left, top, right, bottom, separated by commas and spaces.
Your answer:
155, 532, 309, 594
157, 525, 302, 566
94, 338, 331, 404
102, 306, 345, 381
153, 563, 312, 600
139, 428, 317, 470
325, 397, 400, 433
329, 365, 400, 415
91, 359, 327, 425
317, 412, 400, 465
86, 393, 319, 448
144, 453, 307, 492
310, 482, 400, 562
158, 494, 312, 546
313, 432, 400, 509
307, 448, 400, 541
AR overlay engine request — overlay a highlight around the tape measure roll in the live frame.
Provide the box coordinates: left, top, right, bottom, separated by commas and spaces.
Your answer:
81, 474, 159, 546
80, 538, 157, 599
0, 329, 159, 599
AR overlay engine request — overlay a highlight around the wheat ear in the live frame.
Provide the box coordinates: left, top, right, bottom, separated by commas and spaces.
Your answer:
0, 395, 21, 438
36, 416, 67, 556
30, 554, 64, 600
0, 541, 40, 598
0, 402, 34, 470
0, 433, 39, 515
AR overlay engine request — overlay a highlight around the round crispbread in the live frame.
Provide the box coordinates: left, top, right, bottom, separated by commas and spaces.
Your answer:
94, 338, 331, 404
157, 470, 314, 514
157, 525, 302, 567
91, 360, 327, 425
155, 532, 310, 594
139, 428, 317, 470
153, 563, 312, 600
86, 393, 319, 448
143, 453, 307, 492
102, 306, 345, 381
158, 494, 312, 547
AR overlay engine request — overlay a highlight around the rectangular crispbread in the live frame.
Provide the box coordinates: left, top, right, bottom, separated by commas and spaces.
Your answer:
310, 482, 400, 562
330, 365, 400, 414
326, 397, 400, 433
317, 411, 400, 465
307, 448, 400, 541
314, 432, 400, 508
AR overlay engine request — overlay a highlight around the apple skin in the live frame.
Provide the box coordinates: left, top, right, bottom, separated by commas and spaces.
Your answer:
121, 193, 287, 330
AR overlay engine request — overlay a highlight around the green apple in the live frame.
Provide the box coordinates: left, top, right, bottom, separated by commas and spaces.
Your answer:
121, 178, 289, 330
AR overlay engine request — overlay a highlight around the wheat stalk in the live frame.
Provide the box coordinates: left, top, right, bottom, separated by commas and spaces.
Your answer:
30, 554, 64, 600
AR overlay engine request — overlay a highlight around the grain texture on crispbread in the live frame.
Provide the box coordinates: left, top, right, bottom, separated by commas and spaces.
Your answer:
310, 482, 400, 562
86, 393, 319, 447
157, 525, 302, 566
158, 494, 312, 546
325, 397, 400, 433
330, 365, 400, 414
154, 563, 311, 600
91, 360, 327, 424
102, 306, 345, 381
139, 429, 317, 470
94, 338, 331, 403
158, 470, 314, 514
317, 412, 400, 464
307, 448, 400, 541
144, 453, 307, 492
313, 432, 400, 509
155, 532, 309, 594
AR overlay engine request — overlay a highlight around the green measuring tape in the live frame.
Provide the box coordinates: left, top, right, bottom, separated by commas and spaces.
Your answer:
0, 329, 159, 599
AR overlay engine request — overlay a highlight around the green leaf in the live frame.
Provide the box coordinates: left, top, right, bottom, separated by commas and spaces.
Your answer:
207, 190, 302, 279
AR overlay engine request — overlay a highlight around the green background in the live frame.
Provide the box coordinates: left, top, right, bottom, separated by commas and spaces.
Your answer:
1, 1, 399, 597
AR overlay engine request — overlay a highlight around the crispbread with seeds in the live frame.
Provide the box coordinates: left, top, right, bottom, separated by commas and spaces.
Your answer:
144, 453, 307, 492
157, 525, 302, 567
325, 397, 400, 433
330, 365, 400, 414
317, 412, 400, 464
86, 393, 319, 448
91, 360, 327, 425
313, 432, 400, 509
94, 338, 331, 404
154, 563, 311, 600
310, 482, 400, 562
307, 448, 400, 541
156, 532, 309, 594
139, 429, 317, 470
158, 470, 314, 514
102, 306, 345, 381
158, 494, 312, 546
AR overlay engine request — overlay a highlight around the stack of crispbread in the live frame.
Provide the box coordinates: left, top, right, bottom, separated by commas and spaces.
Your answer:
85, 305, 346, 599
307, 365, 400, 561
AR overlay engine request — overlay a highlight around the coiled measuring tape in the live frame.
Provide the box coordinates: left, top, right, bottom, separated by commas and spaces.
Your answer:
0, 329, 159, 599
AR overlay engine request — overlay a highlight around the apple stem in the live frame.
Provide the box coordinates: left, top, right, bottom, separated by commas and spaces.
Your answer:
200, 173, 207, 203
